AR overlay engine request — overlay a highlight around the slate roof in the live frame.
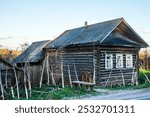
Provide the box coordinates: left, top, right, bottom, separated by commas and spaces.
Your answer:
102, 35, 142, 47
45, 18, 148, 49
13, 40, 50, 64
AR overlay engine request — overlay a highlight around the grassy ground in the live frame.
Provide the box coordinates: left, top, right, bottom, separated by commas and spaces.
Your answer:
139, 69, 150, 73
139, 69, 150, 84
5, 85, 99, 100
4, 69, 150, 100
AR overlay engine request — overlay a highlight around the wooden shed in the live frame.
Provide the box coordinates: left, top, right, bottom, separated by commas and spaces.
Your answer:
44, 18, 149, 86
13, 40, 50, 84
0, 57, 19, 85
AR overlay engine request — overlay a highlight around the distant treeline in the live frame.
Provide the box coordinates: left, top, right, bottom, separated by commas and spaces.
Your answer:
0, 49, 21, 61
139, 48, 150, 70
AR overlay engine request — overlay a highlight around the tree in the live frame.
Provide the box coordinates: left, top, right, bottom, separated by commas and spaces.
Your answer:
139, 47, 150, 69
19, 42, 29, 52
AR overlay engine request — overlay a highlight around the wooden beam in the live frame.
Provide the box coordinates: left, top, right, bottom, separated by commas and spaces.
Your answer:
13, 65, 20, 99
116, 63, 125, 86
72, 81, 95, 86
24, 71, 28, 99
0, 71, 4, 100
5, 66, 8, 88
73, 63, 80, 86
24, 64, 28, 99
143, 71, 150, 83
27, 62, 31, 98
93, 55, 96, 84
131, 57, 137, 84
50, 66, 56, 86
28, 68, 32, 98
40, 58, 46, 88
11, 86, 15, 98
68, 65, 72, 88
61, 55, 64, 88
46, 54, 50, 85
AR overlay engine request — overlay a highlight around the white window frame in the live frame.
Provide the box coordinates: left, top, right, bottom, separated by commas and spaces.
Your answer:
105, 53, 113, 69
116, 54, 123, 68
126, 54, 133, 68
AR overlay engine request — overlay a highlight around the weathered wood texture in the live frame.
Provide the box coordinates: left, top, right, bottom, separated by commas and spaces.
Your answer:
62, 50, 94, 84
46, 46, 139, 87
96, 47, 138, 86
0, 69, 15, 84
47, 51, 62, 85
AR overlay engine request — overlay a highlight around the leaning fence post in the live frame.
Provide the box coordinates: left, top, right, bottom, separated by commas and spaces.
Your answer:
0, 71, 4, 100
13, 64, 20, 99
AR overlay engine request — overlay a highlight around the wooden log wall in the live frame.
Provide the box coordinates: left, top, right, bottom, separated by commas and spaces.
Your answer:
48, 51, 62, 85
96, 48, 138, 86
47, 47, 139, 87
62, 50, 95, 84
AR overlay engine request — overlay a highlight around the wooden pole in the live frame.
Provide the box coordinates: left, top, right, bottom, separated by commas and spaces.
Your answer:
24, 65, 28, 99
61, 53, 64, 88
27, 63, 32, 98
11, 86, 15, 98
143, 70, 150, 83
0, 71, 4, 100
40, 58, 46, 88
46, 54, 50, 85
136, 52, 139, 85
93, 55, 96, 84
5, 67, 8, 88
13, 65, 20, 99
73, 63, 79, 81
131, 57, 137, 84
73, 62, 80, 87
120, 69, 125, 86
50, 65, 56, 86
116, 62, 125, 86
68, 65, 72, 88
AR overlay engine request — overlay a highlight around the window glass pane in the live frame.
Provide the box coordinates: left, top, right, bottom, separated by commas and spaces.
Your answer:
116, 54, 123, 68
126, 54, 133, 68
105, 54, 113, 69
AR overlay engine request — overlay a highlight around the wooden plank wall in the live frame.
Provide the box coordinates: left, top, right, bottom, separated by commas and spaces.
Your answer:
1, 69, 15, 84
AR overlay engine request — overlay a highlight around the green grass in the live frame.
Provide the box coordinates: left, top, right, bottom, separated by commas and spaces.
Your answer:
5, 85, 98, 100
4, 69, 150, 100
139, 69, 150, 84
139, 69, 150, 73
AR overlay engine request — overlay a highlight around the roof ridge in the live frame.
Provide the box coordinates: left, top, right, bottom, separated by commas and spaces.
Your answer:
99, 18, 124, 43
66, 17, 124, 31
32, 40, 50, 44
44, 30, 69, 48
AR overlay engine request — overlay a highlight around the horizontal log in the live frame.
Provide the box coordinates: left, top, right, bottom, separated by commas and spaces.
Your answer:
72, 81, 95, 86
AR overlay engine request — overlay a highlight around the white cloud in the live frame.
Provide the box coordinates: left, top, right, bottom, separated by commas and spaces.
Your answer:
143, 29, 150, 34
0, 36, 13, 40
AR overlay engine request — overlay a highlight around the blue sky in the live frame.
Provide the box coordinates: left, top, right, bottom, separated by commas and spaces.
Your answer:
0, 0, 150, 49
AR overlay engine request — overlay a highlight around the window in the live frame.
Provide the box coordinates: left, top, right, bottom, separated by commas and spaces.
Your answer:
116, 54, 123, 68
126, 54, 133, 68
105, 54, 113, 69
